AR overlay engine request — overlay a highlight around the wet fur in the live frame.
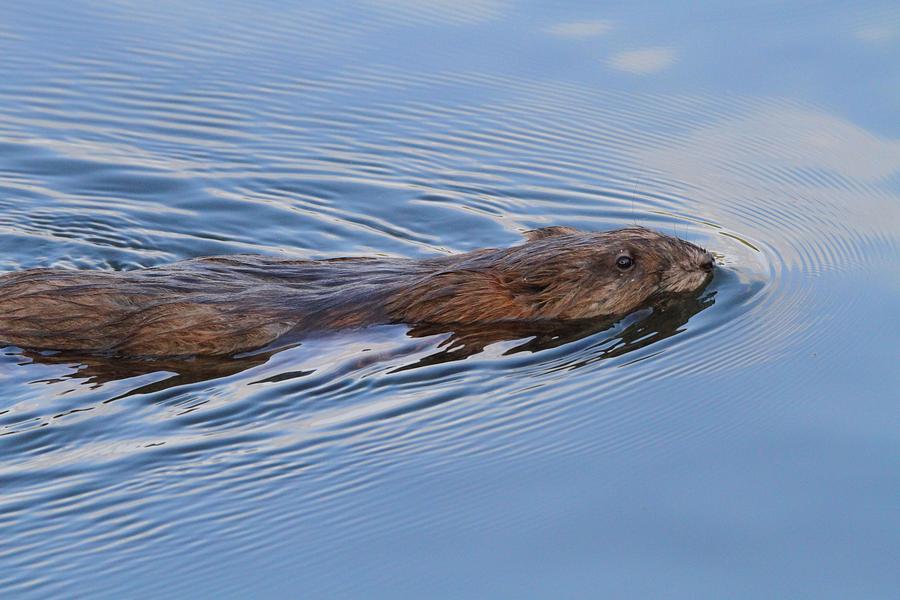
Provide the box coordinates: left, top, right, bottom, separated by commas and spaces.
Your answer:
0, 227, 713, 357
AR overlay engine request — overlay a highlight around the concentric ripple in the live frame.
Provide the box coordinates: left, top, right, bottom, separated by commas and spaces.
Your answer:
0, 1, 898, 597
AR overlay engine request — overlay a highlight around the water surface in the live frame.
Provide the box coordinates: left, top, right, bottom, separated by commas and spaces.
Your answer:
0, 1, 898, 598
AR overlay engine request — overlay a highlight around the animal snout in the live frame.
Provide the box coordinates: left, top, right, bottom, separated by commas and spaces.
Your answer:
700, 253, 715, 272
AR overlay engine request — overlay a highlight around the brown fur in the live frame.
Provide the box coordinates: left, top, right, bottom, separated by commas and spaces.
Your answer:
0, 227, 714, 357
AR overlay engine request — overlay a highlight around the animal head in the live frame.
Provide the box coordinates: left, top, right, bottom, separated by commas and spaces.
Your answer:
503, 226, 715, 319
390, 226, 715, 325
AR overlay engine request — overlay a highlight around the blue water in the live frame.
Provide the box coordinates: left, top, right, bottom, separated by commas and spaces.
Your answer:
0, 1, 898, 598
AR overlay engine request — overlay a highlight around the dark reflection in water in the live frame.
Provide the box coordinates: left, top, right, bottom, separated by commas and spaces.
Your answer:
0, 1, 898, 599
403, 289, 716, 369
12, 347, 279, 395
8, 288, 714, 389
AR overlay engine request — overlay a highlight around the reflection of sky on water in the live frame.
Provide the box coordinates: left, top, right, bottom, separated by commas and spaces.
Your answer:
0, 1, 898, 598
545, 20, 612, 38
367, 0, 509, 24
608, 47, 678, 73
4, 1, 897, 134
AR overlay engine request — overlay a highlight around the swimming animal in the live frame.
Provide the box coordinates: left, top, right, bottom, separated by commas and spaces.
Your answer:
0, 226, 715, 357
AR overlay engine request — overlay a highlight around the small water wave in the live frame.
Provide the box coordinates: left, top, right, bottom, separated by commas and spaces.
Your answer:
1, 2, 898, 595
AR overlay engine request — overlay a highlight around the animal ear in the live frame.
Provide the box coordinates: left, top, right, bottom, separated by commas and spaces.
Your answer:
523, 226, 581, 241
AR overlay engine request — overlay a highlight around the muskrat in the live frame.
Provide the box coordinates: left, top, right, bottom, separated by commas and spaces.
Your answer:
0, 226, 715, 357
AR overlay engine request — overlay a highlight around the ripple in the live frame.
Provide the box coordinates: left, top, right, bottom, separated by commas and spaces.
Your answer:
1, 2, 898, 596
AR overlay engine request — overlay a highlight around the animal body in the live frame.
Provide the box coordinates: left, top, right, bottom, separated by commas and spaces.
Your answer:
0, 227, 715, 357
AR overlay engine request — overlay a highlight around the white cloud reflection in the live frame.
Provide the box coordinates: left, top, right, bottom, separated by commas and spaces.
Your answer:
851, 6, 900, 44
546, 20, 612, 38
608, 47, 677, 74
854, 24, 898, 43
639, 103, 900, 183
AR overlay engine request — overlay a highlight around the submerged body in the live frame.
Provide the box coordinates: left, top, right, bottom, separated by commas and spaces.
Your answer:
0, 227, 715, 357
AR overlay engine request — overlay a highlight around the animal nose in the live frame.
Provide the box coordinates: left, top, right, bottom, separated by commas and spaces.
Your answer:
700, 253, 715, 272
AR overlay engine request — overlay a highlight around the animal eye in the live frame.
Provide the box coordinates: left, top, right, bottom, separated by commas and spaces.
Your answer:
616, 255, 634, 270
